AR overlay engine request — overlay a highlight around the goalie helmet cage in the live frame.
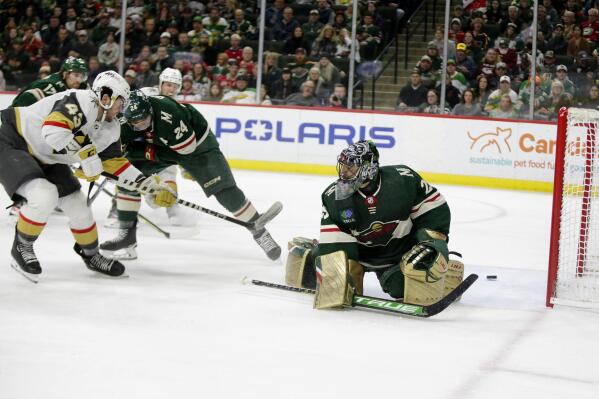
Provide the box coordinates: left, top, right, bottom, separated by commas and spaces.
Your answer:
547, 107, 599, 308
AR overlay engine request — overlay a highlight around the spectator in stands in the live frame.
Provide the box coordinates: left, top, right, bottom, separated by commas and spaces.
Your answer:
416, 55, 438, 89
193, 33, 218, 66
396, 69, 428, 111
175, 32, 192, 53
98, 31, 119, 68
191, 62, 211, 98
537, 5, 553, 40
72, 30, 97, 61
496, 38, 517, 71
175, 75, 202, 102
273, 7, 300, 42
336, 28, 360, 61
332, 12, 350, 36
562, 11, 577, 40
259, 84, 273, 105
46, 27, 75, 66
86, 56, 104, 83
189, 17, 210, 45
119, 18, 143, 55
452, 89, 482, 116
140, 17, 161, 50
425, 41, 443, 71
452, 4, 470, 30
222, 74, 256, 104
136, 59, 159, 88
455, 43, 477, 81
578, 84, 599, 110
316, 0, 334, 25
435, 75, 461, 110
127, 0, 146, 20
262, 51, 281, 92
463, 31, 483, 63
547, 23, 568, 55
543, 0, 560, 25
478, 48, 499, 81
488, 94, 519, 119
471, 17, 490, 51
517, 75, 549, 118
152, 46, 174, 74
205, 82, 224, 102
357, 13, 382, 60
306, 67, 329, 103
568, 25, 590, 57
266, 0, 286, 28
311, 25, 338, 58
572, 51, 597, 97
582, 8, 599, 46
495, 22, 519, 50
421, 89, 450, 114
240, 47, 256, 81
542, 50, 557, 75
203, 7, 229, 42
134, 45, 152, 65
124, 69, 138, 90
22, 26, 44, 61
271, 68, 299, 101
91, 13, 113, 46
225, 34, 243, 63
228, 9, 255, 40
485, 75, 518, 113
500, 5, 523, 34
303, 9, 325, 41
489, 61, 509, 90
38, 64, 51, 80
473, 74, 491, 108
449, 18, 464, 43
553, 64, 576, 100
6, 39, 29, 76
432, 27, 456, 61
447, 59, 467, 93
538, 80, 571, 121
218, 59, 240, 91
41, 16, 61, 45
486, 0, 504, 25
318, 55, 343, 90
20, 4, 41, 28
366, 0, 386, 31
156, 32, 174, 53
328, 83, 347, 108
212, 52, 230, 78
285, 26, 310, 56
289, 48, 316, 86
285, 80, 321, 107
517, 0, 534, 25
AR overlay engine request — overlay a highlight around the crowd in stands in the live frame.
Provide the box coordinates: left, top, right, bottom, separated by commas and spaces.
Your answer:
0, 0, 408, 108
396, 0, 599, 120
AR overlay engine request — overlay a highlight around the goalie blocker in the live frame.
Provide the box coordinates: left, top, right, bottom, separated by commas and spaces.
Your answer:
285, 236, 464, 308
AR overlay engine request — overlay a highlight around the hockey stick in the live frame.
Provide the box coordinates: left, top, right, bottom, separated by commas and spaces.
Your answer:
98, 186, 171, 239
101, 172, 282, 230
244, 274, 479, 318
87, 177, 109, 206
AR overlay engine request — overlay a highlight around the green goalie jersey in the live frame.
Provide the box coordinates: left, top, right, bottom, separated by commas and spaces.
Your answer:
120, 95, 211, 157
318, 165, 451, 269
11, 73, 89, 107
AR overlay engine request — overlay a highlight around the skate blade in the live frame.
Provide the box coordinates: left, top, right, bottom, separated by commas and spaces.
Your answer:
254, 201, 283, 229
88, 270, 130, 279
99, 246, 137, 261
10, 259, 39, 284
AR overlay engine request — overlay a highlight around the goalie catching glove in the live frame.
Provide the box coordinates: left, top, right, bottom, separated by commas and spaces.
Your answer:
400, 229, 449, 305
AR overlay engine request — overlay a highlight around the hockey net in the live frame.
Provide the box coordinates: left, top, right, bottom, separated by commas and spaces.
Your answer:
547, 107, 599, 308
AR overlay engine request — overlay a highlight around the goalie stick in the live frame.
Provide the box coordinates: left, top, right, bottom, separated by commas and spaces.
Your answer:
101, 172, 282, 230
244, 274, 479, 318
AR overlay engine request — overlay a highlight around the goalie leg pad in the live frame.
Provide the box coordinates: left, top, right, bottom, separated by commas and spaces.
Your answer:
314, 251, 355, 309
285, 237, 318, 289
445, 259, 465, 299
401, 246, 448, 306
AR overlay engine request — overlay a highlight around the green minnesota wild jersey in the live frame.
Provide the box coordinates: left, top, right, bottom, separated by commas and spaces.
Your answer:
12, 72, 89, 107
120, 95, 210, 157
319, 165, 450, 269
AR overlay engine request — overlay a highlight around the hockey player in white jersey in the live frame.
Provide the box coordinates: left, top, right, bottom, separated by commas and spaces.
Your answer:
106, 67, 195, 227
0, 71, 174, 282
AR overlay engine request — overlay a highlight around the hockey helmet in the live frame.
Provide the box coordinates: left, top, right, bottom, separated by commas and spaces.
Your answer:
92, 70, 131, 110
159, 67, 182, 95
123, 90, 153, 130
61, 56, 89, 84
335, 140, 380, 200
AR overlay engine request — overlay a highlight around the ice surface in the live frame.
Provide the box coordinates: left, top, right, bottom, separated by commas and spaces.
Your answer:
1, 170, 598, 399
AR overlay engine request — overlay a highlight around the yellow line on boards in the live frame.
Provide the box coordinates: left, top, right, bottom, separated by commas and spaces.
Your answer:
227, 160, 553, 193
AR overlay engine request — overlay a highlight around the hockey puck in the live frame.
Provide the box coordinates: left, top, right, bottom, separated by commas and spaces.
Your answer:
486, 275, 498, 280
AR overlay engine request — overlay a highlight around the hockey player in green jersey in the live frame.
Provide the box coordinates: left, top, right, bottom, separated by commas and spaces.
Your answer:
285, 140, 464, 308
100, 90, 282, 261
11, 57, 89, 107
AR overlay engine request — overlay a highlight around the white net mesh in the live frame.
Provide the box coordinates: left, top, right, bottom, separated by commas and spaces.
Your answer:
553, 108, 599, 307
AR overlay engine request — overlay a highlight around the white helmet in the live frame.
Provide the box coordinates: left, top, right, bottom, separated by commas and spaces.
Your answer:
92, 71, 131, 110
159, 68, 182, 95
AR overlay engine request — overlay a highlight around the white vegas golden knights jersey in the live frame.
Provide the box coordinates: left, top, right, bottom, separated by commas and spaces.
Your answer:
14, 89, 121, 165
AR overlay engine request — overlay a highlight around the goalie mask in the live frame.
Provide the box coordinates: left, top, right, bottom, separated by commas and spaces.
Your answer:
335, 140, 380, 200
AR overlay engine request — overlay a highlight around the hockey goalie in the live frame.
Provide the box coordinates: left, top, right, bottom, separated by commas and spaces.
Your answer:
286, 140, 464, 308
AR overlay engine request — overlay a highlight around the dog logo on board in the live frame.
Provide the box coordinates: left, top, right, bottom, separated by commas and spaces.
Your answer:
467, 127, 512, 154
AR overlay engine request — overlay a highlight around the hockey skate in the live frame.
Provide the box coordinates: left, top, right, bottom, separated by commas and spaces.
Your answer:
74, 244, 126, 277
103, 198, 119, 228
252, 228, 281, 261
10, 229, 42, 283
99, 221, 138, 260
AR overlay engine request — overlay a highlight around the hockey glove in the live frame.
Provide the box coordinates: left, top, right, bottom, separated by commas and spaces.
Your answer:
400, 229, 449, 283
134, 174, 177, 208
77, 144, 103, 181
153, 181, 178, 207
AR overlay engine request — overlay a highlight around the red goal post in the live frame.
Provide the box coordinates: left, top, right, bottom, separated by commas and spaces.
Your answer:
547, 107, 599, 308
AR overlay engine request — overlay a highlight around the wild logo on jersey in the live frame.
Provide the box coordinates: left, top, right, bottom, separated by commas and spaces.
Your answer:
351, 220, 402, 247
